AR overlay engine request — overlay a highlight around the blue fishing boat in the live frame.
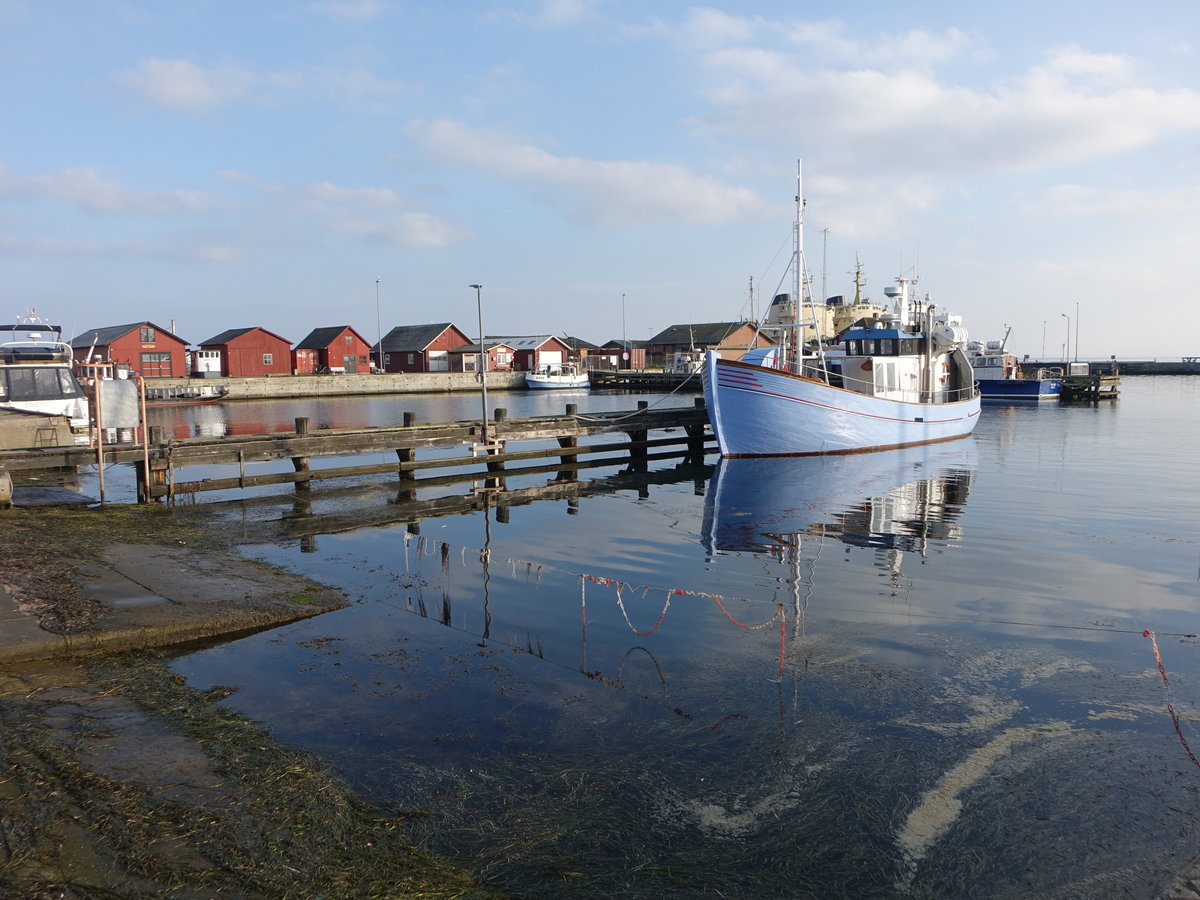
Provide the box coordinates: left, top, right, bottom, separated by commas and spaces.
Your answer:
966, 330, 1062, 401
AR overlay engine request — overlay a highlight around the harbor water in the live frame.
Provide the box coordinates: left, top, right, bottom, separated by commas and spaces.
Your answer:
104, 377, 1200, 897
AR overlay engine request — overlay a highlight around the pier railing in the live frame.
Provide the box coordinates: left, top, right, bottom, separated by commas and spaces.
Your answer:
0, 401, 712, 503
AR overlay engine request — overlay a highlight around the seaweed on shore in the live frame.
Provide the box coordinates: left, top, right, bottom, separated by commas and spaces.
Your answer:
0, 653, 502, 898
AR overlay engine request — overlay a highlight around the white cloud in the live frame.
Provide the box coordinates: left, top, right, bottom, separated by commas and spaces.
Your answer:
1027, 183, 1200, 218
113, 58, 254, 111
501, 0, 600, 28
219, 171, 471, 248
309, 0, 388, 21
408, 118, 771, 225
111, 57, 409, 112
0, 234, 244, 262
0, 163, 217, 213
688, 42, 1200, 175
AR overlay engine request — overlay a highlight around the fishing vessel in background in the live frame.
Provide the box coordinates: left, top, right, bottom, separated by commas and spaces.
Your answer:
966, 329, 1063, 401
702, 163, 980, 457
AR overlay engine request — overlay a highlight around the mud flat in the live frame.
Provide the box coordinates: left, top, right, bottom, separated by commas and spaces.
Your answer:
0, 504, 499, 898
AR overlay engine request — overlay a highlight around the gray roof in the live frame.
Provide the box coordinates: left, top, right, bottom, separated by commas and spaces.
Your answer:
560, 335, 599, 351
198, 326, 292, 347
71, 321, 187, 347
488, 334, 568, 351
295, 325, 367, 350
199, 327, 256, 346
450, 340, 515, 353
375, 322, 462, 352
646, 322, 757, 347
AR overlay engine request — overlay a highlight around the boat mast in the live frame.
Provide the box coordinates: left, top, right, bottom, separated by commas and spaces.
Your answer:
793, 162, 803, 371
794, 160, 827, 378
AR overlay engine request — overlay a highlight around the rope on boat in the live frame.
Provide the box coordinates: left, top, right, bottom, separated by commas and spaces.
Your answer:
1144, 629, 1200, 771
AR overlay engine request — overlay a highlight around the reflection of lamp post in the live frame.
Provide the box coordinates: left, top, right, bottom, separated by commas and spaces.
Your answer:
1060, 313, 1070, 365
375, 275, 383, 373
470, 284, 488, 444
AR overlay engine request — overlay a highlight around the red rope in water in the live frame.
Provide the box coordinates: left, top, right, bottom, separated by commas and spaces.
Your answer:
1144, 629, 1200, 771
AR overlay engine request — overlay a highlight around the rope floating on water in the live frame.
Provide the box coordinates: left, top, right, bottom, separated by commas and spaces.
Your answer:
1144, 629, 1200, 771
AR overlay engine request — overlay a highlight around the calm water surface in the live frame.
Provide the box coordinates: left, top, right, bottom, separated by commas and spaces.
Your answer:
157, 377, 1199, 898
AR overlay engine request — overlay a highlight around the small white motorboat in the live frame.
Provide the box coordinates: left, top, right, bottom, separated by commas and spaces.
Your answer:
525, 363, 589, 389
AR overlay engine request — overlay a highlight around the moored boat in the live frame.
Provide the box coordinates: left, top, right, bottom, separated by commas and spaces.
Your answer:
525, 363, 589, 389
702, 165, 980, 457
0, 310, 90, 439
966, 331, 1062, 401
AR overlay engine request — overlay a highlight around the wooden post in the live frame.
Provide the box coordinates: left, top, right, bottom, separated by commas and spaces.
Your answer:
403, 412, 416, 427
293, 417, 311, 494
556, 435, 578, 481
685, 397, 707, 463
396, 447, 416, 501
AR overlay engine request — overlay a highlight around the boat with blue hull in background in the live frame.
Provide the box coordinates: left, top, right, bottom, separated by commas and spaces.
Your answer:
966, 329, 1063, 402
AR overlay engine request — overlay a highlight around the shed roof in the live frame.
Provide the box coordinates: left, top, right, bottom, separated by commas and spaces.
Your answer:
646, 322, 762, 346
295, 325, 367, 350
70, 322, 187, 348
489, 334, 570, 351
198, 326, 292, 347
376, 322, 462, 352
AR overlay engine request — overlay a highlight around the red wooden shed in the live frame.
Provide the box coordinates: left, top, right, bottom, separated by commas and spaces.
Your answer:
71, 321, 189, 378
197, 327, 293, 377
292, 325, 374, 374
374, 323, 472, 373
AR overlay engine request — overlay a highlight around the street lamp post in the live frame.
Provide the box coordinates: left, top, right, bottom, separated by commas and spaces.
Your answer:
1060, 313, 1070, 365
470, 284, 488, 444
375, 275, 383, 373
1075, 300, 1080, 362
621, 292, 627, 370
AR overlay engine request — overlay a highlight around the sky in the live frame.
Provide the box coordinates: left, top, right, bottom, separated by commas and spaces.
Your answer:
3, 1, 1199, 360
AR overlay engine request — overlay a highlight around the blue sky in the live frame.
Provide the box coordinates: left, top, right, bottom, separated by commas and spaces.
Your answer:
3, 1, 1198, 358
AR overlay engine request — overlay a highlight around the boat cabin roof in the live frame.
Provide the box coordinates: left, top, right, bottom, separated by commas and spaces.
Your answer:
841, 326, 906, 341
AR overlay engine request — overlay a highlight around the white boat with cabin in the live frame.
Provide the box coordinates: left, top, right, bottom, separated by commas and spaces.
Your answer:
0, 310, 90, 439
702, 164, 981, 457
525, 363, 589, 389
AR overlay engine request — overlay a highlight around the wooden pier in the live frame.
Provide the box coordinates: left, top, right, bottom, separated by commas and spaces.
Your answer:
588, 370, 702, 391
0, 401, 712, 503
1060, 373, 1121, 402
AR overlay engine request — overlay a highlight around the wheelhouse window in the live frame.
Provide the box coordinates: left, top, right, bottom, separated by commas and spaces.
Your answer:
2, 367, 83, 400
140, 326, 155, 342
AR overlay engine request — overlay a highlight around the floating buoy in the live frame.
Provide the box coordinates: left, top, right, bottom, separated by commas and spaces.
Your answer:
0, 469, 12, 508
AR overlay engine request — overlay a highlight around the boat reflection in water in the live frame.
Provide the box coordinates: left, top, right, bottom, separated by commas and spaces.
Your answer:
702, 440, 977, 577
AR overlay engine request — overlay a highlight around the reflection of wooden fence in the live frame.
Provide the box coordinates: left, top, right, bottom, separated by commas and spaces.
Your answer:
0, 401, 711, 503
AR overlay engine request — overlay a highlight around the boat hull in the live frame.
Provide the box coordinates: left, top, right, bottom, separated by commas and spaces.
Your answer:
975, 378, 1061, 401
702, 352, 981, 457
525, 374, 589, 389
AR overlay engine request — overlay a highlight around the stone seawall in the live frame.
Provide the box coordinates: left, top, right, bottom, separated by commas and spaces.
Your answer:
148, 372, 528, 400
